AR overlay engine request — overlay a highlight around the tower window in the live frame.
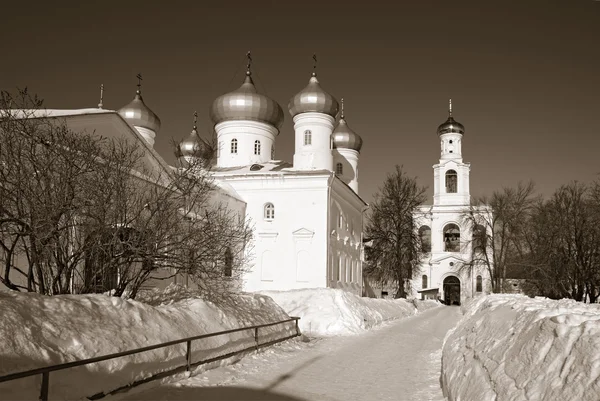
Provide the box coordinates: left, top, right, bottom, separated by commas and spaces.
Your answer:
264, 203, 275, 220
271, 145, 274, 160
254, 140, 261, 155
422, 275, 428, 289
336, 162, 343, 175
476, 275, 482, 292
445, 170, 458, 193
443, 223, 460, 252
231, 138, 238, 154
449, 140, 453, 144
419, 225, 432, 253
304, 130, 312, 146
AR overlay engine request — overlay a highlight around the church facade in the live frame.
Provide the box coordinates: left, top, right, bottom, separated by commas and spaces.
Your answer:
412, 101, 492, 304
175, 59, 368, 296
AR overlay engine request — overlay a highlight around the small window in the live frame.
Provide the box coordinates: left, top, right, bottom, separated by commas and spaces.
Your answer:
449, 140, 453, 144
422, 275, 428, 289
338, 257, 343, 281
476, 275, 482, 292
264, 203, 274, 220
304, 130, 312, 146
338, 210, 343, 228
271, 145, 274, 160
231, 138, 238, 154
224, 247, 233, 277
254, 140, 261, 155
336, 163, 343, 175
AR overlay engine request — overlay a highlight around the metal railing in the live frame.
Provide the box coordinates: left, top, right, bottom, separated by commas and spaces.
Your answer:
0, 316, 301, 401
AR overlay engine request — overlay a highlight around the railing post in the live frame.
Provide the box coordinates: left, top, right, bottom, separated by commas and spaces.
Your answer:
39, 372, 49, 401
254, 327, 259, 351
186, 340, 192, 372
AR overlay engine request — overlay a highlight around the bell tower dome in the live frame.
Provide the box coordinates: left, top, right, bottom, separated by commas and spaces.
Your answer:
433, 99, 471, 206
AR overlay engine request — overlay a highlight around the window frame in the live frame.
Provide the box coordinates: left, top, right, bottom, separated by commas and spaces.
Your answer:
254, 140, 261, 155
264, 202, 275, 220
231, 138, 238, 154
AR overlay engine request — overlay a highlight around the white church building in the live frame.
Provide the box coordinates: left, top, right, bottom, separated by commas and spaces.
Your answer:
412, 101, 492, 304
174, 58, 368, 296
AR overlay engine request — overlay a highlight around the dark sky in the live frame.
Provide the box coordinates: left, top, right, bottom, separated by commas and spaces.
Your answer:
2, 0, 599, 205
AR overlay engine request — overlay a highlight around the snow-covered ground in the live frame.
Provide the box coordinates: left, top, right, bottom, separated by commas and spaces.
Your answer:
442, 294, 600, 401
0, 285, 294, 401
119, 306, 459, 401
0, 285, 439, 400
260, 288, 440, 336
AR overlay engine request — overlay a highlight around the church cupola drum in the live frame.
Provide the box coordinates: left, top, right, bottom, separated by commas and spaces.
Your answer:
289, 55, 339, 171
210, 53, 284, 168
437, 99, 464, 160
332, 98, 363, 193
118, 74, 161, 147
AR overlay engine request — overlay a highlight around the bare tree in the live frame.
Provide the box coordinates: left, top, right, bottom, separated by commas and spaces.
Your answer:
0, 89, 252, 299
461, 181, 537, 292
364, 165, 427, 298
527, 182, 600, 302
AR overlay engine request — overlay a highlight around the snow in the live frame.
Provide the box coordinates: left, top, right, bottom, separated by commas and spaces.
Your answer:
260, 288, 441, 336
0, 285, 293, 401
0, 285, 440, 400
2, 108, 115, 119
120, 305, 459, 401
441, 294, 600, 401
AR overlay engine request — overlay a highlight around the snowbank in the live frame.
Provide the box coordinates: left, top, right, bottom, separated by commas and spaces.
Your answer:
441, 295, 600, 401
0, 285, 294, 401
260, 288, 441, 336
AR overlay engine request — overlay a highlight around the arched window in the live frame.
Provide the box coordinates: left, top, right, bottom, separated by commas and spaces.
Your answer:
419, 225, 432, 253
445, 170, 457, 193
476, 275, 482, 292
336, 162, 343, 175
223, 247, 233, 277
254, 140, 261, 155
444, 223, 460, 252
230, 138, 238, 154
264, 203, 274, 220
473, 224, 486, 254
422, 275, 428, 289
304, 130, 312, 145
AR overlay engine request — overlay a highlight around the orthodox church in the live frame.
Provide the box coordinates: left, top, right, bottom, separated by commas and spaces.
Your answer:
149, 56, 367, 295
412, 100, 492, 304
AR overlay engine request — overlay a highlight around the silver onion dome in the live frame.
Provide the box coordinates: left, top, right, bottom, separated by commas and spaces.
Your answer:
118, 90, 161, 132
437, 116, 465, 135
437, 99, 464, 135
209, 71, 284, 129
176, 113, 212, 160
288, 72, 339, 118
332, 100, 363, 152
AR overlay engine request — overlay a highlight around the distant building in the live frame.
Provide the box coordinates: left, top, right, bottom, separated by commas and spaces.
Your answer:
412, 100, 492, 304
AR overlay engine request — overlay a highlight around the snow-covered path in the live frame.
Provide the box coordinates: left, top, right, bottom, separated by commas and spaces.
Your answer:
119, 305, 459, 401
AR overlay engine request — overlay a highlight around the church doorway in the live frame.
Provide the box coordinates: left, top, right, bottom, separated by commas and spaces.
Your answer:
443, 276, 461, 305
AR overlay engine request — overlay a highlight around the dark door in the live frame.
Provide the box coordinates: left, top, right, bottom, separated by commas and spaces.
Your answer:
443, 276, 461, 305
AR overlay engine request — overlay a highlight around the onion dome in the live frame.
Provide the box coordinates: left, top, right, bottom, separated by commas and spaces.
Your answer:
288, 61, 339, 118
437, 99, 464, 135
209, 70, 284, 129
175, 112, 212, 160
332, 99, 363, 152
118, 89, 161, 132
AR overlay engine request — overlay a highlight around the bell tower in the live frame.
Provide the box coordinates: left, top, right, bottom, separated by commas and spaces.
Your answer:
433, 99, 471, 206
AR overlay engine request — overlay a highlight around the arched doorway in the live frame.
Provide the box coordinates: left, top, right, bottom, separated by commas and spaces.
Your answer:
443, 276, 461, 305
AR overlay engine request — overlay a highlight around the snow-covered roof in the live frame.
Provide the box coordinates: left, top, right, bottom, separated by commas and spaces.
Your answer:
212, 160, 334, 176
1, 108, 115, 119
